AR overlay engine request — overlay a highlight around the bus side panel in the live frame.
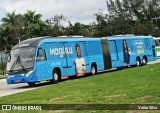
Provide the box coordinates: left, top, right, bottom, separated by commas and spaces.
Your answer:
124, 39, 136, 65
109, 38, 147, 67
34, 43, 51, 81
130, 39, 149, 65
86, 40, 104, 71
43, 40, 105, 78
43, 42, 64, 78
59, 42, 76, 76
108, 40, 124, 68
67, 41, 90, 75
143, 38, 152, 62
143, 38, 157, 62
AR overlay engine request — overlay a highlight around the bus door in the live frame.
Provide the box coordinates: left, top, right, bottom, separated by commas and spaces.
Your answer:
58, 42, 74, 75
35, 47, 48, 80
78, 42, 90, 73
150, 38, 157, 58
109, 40, 119, 67
145, 38, 154, 60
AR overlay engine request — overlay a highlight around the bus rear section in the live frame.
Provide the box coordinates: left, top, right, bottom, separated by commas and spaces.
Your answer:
107, 36, 157, 68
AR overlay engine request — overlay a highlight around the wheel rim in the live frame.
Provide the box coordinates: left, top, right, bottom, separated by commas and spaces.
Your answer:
54, 73, 58, 81
136, 60, 140, 66
92, 66, 96, 74
143, 58, 146, 64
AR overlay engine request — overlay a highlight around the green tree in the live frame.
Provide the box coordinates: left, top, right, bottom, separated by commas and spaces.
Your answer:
24, 10, 47, 38
45, 14, 66, 36
94, 0, 160, 36
67, 22, 93, 37
0, 25, 14, 50
94, 11, 109, 36
0, 10, 47, 50
0, 11, 19, 49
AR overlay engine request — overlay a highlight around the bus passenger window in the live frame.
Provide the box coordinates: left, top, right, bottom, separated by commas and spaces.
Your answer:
36, 48, 46, 61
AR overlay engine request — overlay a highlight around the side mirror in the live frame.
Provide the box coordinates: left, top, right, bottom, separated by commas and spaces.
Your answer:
1, 53, 7, 61
5, 52, 11, 62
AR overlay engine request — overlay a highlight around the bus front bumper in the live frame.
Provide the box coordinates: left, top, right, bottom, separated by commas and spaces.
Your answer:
6, 73, 36, 84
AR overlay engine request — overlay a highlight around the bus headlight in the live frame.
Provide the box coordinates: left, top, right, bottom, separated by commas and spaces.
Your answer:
26, 70, 33, 76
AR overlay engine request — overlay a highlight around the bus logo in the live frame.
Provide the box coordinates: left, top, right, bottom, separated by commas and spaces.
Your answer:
50, 46, 73, 57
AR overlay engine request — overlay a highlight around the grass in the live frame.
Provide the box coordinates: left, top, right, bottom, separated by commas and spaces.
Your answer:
156, 47, 160, 52
0, 63, 160, 113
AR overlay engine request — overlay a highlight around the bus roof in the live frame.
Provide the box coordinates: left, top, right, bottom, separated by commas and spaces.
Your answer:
12, 35, 153, 50
12, 36, 99, 50
107, 35, 152, 40
12, 36, 50, 50
40, 37, 99, 43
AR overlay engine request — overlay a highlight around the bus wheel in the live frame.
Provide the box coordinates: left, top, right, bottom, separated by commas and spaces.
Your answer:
27, 82, 35, 86
142, 57, 147, 65
136, 58, 140, 66
50, 70, 60, 84
91, 64, 97, 75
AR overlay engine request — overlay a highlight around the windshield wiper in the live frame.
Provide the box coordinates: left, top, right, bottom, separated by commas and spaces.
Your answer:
19, 58, 25, 71
10, 55, 26, 72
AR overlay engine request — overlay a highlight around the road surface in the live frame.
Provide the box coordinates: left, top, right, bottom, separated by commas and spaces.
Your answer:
0, 58, 160, 97
0, 79, 51, 97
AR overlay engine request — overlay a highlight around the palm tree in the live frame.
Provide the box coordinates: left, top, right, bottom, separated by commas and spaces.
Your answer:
24, 10, 46, 37
1, 11, 16, 25
0, 10, 47, 48
24, 10, 42, 24
1, 11, 26, 43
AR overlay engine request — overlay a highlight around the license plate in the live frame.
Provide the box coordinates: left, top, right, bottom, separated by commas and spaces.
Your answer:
15, 80, 20, 83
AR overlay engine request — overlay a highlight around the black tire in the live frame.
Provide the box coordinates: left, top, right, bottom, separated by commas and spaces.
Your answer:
117, 66, 125, 70
142, 57, 147, 65
136, 58, 141, 66
91, 64, 97, 75
27, 82, 35, 86
68, 75, 77, 79
50, 70, 60, 84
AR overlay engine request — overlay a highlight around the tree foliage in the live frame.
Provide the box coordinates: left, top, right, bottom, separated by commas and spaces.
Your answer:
66, 22, 93, 37
0, 10, 47, 50
95, 0, 160, 36
45, 14, 66, 36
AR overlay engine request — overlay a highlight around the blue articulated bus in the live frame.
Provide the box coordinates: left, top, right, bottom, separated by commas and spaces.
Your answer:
6, 36, 157, 86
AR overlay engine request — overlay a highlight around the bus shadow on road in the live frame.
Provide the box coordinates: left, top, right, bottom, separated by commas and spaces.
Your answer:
13, 79, 69, 89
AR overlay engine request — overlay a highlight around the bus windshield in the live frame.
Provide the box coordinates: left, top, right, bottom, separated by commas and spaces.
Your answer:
7, 47, 36, 71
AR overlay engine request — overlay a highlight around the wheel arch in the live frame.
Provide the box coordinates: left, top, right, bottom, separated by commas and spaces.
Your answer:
136, 56, 141, 63
91, 62, 97, 68
143, 55, 148, 63
53, 67, 61, 78
91, 62, 97, 75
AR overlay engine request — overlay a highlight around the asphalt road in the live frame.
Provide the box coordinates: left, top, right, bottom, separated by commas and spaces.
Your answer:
0, 58, 160, 97
147, 57, 160, 64
0, 79, 52, 97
